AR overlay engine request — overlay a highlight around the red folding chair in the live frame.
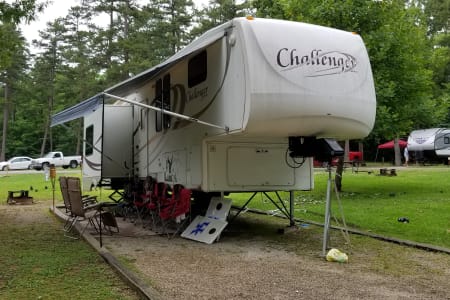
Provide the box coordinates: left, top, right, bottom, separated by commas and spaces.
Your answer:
133, 176, 156, 227
159, 184, 191, 238
145, 181, 171, 231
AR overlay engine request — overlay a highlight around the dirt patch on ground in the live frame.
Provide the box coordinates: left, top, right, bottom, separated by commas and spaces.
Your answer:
4, 201, 450, 299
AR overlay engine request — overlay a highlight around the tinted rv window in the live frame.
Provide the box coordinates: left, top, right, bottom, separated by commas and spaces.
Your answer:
155, 75, 171, 132
163, 74, 171, 129
188, 51, 207, 87
155, 79, 163, 132
85, 125, 94, 156
445, 136, 450, 144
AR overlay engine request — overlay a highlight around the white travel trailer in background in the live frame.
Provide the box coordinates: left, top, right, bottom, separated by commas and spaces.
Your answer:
52, 17, 376, 205
407, 128, 443, 152
407, 128, 447, 163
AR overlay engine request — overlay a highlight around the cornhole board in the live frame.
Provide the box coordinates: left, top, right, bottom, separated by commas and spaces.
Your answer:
205, 197, 232, 221
181, 215, 228, 244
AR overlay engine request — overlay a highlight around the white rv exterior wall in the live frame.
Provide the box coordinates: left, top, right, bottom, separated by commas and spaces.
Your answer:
237, 18, 376, 139
87, 18, 375, 193
83, 105, 133, 191
83, 106, 103, 190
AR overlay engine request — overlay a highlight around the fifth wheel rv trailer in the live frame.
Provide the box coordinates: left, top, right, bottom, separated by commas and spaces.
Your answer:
52, 17, 376, 199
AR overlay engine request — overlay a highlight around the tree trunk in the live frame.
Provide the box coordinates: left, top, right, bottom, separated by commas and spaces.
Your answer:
107, 1, 114, 65
76, 119, 82, 155
1, 83, 9, 161
394, 137, 401, 166
40, 115, 49, 157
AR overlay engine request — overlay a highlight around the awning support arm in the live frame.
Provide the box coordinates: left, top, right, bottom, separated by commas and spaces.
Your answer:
103, 92, 229, 132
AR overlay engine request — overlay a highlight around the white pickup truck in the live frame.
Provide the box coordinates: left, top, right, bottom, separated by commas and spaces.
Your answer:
30, 151, 82, 170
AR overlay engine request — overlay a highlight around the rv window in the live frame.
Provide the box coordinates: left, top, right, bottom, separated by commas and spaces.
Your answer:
445, 136, 450, 144
163, 74, 171, 129
155, 79, 163, 132
188, 51, 207, 88
85, 125, 94, 156
155, 75, 171, 131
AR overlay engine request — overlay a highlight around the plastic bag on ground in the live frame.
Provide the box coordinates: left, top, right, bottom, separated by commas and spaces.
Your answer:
326, 248, 348, 263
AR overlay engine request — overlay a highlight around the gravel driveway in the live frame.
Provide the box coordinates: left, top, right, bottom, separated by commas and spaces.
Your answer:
101, 208, 450, 299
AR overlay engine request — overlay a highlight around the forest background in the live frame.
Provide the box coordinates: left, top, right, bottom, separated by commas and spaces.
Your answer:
0, 0, 449, 163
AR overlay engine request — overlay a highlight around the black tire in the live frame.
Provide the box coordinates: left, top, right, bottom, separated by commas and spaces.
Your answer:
70, 161, 78, 168
42, 162, 50, 170
2, 166, 7, 171
62, 166, 69, 169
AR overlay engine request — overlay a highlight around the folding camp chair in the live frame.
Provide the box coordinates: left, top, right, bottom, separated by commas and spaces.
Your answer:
132, 176, 155, 227
159, 184, 191, 238
64, 177, 100, 238
59, 176, 73, 232
144, 181, 171, 231
59, 176, 97, 232
59, 176, 71, 214
114, 181, 138, 223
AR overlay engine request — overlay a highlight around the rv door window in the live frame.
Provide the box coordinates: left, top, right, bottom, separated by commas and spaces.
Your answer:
188, 50, 207, 87
85, 125, 94, 156
445, 136, 450, 144
154, 75, 171, 132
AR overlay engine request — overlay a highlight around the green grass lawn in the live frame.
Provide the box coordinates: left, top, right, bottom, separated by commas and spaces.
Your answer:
0, 170, 103, 204
230, 166, 450, 249
0, 170, 139, 299
0, 211, 139, 299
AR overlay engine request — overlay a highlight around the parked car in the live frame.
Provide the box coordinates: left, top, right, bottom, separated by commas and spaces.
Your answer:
0, 156, 33, 171
30, 151, 82, 170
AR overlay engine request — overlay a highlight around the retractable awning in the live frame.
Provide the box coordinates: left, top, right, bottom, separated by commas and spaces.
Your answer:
51, 94, 103, 127
50, 21, 232, 127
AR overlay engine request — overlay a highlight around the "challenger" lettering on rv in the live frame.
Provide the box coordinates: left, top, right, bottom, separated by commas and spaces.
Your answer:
276, 49, 357, 76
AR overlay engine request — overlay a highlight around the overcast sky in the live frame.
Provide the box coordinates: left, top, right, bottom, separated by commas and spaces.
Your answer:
20, 0, 209, 46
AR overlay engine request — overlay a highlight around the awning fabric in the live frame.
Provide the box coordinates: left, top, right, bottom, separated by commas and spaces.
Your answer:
50, 21, 231, 127
377, 140, 407, 149
51, 94, 103, 127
